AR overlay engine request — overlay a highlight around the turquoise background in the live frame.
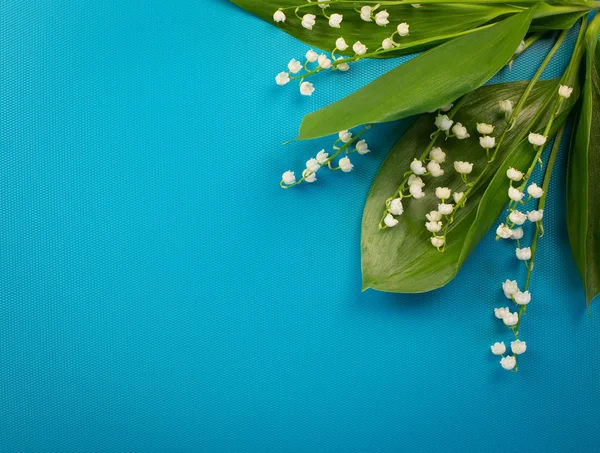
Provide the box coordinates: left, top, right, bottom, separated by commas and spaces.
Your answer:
1, 1, 599, 451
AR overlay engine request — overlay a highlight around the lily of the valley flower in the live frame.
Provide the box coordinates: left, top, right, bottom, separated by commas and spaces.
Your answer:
397, 22, 410, 36
435, 187, 451, 200
300, 81, 315, 96
506, 167, 524, 181
528, 132, 547, 147
516, 247, 532, 261
509, 210, 527, 225
499, 99, 513, 116
355, 140, 370, 155
508, 186, 524, 202
511, 340, 527, 354
502, 280, 519, 299
527, 210, 544, 222
410, 159, 427, 175
329, 13, 343, 28
479, 135, 495, 149
453, 192, 465, 204
426, 210, 442, 222
306, 158, 320, 173
408, 174, 425, 187
514, 290, 531, 305
306, 49, 318, 63
476, 123, 494, 135
360, 5, 374, 21
275, 72, 290, 86
288, 59, 302, 74
389, 198, 403, 215
282, 171, 296, 185
495, 307, 510, 319
425, 221, 442, 233
511, 227, 524, 240
384, 213, 399, 227
316, 150, 329, 164
452, 123, 470, 139
302, 168, 317, 183
435, 114, 453, 131
558, 85, 573, 99
491, 342, 506, 355
438, 203, 454, 215
454, 161, 473, 174
318, 54, 331, 69
301, 14, 317, 30
353, 41, 368, 55
375, 10, 389, 26
335, 57, 350, 71
382, 38, 396, 50
497, 224, 513, 239
527, 183, 544, 198
500, 355, 517, 370
273, 10, 286, 23
335, 37, 349, 51
339, 156, 354, 172
430, 147, 446, 163
410, 184, 425, 199
339, 130, 352, 143
427, 161, 444, 177
503, 311, 519, 326
431, 237, 444, 248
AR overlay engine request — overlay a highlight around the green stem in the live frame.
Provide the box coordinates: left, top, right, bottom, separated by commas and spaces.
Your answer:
512, 123, 565, 338
504, 29, 568, 135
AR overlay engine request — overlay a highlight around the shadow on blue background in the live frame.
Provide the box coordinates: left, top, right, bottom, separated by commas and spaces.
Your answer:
0, 1, 598, 451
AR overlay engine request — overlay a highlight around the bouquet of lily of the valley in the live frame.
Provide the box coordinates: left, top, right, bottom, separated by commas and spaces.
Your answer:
232, 0, 600, 371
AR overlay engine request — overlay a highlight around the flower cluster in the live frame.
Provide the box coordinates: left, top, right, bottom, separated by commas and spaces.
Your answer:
280, 128, 371, 188
379, 106, 486, 253
273, 3, 412, 96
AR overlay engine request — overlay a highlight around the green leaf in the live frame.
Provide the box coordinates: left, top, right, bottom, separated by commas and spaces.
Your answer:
297, 8, 537, 140
231, 1, 591, 57
530, 3, 591, 31
361, 79, 576, 293
566, 17, 600, 305
231, 0, 524, 58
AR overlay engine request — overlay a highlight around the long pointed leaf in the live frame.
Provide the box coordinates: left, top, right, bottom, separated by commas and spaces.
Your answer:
297, 8, 537, 140
566, 17, 600, 305
362, 79, 577, 293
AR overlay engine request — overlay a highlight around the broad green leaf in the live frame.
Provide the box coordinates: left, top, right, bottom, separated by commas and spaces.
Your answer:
530, 3, 591, 31
297, 8, 537, 140
231, 0, 523, 57
231, 0, 591, 56
566, 17, 600, 305
362, 79, 577, 293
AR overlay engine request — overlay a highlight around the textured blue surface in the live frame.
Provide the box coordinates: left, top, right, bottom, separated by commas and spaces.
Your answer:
1, 1, 599, 451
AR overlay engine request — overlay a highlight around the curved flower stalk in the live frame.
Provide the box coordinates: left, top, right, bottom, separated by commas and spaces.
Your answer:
280, 126, 372, 187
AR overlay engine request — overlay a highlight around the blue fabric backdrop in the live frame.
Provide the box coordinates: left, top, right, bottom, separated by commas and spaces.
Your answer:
1, 1, 599, 451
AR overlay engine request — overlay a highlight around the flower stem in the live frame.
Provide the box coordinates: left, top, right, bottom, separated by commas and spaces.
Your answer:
503, 29, 568, 136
